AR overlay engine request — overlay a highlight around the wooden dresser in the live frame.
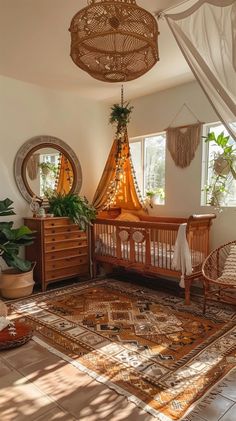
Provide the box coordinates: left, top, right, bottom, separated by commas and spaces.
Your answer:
24, 217, 89, 291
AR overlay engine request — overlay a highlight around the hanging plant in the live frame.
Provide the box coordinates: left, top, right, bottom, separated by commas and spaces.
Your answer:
203, 131, 236, 207
109, 102, 133, 133
39, 162, 57, 176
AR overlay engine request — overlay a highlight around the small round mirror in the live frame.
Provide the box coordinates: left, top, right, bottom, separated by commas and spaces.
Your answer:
14, 136, 82, 203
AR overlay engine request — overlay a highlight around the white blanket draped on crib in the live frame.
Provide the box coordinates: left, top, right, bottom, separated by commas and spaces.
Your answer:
172, 223, 192, 288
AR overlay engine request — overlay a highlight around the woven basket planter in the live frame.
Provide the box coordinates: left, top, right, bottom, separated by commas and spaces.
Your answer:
0, 266, 35, 299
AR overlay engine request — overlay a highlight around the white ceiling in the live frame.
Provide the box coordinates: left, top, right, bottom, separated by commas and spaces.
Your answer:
0, 0, 195, 101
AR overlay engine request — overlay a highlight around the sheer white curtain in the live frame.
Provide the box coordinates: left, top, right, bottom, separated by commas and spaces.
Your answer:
165, 0, 236, 141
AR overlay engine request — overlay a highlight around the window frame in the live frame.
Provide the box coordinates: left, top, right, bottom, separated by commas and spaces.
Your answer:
130, 131, 166, 200
201, 121, 236, 207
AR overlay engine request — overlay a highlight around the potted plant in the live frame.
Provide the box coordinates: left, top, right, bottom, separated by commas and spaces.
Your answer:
47, 192, 96, 230
146, 188, 165, 207
39, 161, 57, 176
203, 131, 236, 207
0, 198, 35, 299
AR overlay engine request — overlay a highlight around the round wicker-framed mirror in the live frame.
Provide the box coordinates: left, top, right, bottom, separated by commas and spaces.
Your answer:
14, 135, 82, 203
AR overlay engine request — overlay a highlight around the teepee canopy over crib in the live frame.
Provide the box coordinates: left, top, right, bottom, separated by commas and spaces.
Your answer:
93, 92, 145, 212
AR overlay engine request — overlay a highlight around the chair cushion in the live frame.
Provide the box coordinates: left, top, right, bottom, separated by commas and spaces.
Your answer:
218, 244, 236, 285
0, 320, 33, 350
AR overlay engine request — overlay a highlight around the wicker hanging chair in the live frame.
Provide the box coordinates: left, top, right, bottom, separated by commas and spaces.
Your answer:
202, 240, 236, 313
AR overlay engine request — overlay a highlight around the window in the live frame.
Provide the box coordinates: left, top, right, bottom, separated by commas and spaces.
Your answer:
39, 152, 60, 197
201, 122, 236, 207
130, 132, 166, 204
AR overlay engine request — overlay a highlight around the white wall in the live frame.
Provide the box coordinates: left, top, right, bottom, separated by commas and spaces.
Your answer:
1, 75, 235, 250
128, 81, 236, 249
0, 75, 112, 224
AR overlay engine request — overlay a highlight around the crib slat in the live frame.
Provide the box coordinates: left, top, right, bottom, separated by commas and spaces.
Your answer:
116, 228, 121, 259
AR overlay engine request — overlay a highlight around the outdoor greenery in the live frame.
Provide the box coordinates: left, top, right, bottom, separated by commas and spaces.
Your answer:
0, 198, 34, 272
47, 193, 96, 230
144, 136, 165, 197
204, 131, 236, 207
39, 161, 58, 197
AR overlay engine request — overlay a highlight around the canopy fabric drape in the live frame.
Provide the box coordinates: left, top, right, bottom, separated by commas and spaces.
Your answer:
93, 130, 144, 212
165, 0, 236, 141
56, 154, 73, 194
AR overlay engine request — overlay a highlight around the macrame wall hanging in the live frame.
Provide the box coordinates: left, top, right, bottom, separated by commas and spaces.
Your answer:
166, 103, 203, 168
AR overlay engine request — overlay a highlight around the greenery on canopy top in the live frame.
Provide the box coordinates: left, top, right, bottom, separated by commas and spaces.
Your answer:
109, 102, 134, 130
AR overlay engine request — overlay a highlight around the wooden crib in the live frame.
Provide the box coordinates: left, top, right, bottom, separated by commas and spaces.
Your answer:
91, 213, 216, 304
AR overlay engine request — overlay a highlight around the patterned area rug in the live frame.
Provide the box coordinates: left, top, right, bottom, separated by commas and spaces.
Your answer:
11, 279, 236, 421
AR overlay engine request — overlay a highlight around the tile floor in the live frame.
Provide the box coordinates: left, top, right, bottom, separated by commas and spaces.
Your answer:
0, 339, 236, 421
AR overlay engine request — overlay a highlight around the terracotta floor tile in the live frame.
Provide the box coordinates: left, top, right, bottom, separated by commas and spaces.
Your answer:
1, 341, 56, 369
194, 394, 235, 421
219, 404, 236, 421
34, 406, 77, 421
220, 370, 236, 402
59, 382, 122, 420
0, 374, 56, 421
0, 358, 14, 377
21, 359, 93, 402
0, 369, 23, 388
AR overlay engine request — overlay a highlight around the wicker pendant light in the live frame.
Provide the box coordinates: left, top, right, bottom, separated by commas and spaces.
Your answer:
69, 0, 159, 83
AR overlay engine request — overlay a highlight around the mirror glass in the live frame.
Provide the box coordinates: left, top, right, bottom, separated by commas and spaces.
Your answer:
14, 135, 82, 203
25, 147, 74, 199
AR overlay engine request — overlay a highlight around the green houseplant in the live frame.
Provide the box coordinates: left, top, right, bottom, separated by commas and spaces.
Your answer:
203, 131, 236, 207
39, 161, 57, 176
146, 188, 165, 207
0, 198, 35, 298
109, 102, 133, 134
47, 193, 96, 230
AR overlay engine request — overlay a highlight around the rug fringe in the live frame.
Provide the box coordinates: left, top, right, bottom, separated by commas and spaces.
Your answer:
179, 366, 236, 421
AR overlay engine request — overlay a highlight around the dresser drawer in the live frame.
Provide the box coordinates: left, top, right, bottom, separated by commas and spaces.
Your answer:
45, 225, 80, 235
44, 218, 77, 228
44, 231, 82, 243
45, 239, 87, 252
45, 247, 87, 261
45, 255, 87, 271
45, 264, 88, 282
